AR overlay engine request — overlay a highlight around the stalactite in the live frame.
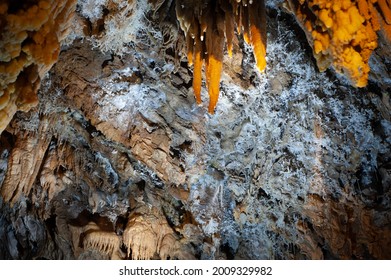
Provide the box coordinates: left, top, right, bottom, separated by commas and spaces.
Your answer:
69, 221, 123, 259
175, 0, 390, 111
0, 117, 52, 204
205, 9, 225, 114
123, 206, 179, 260
193, 24, 203, 104
83, 230, 122, 259
176, 0, 267, 114
249, 1, 267, 72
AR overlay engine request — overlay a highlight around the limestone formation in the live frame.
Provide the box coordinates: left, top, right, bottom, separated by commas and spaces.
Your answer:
0, 0, 390, 260
176, 0, 267, 113
286, 0, 391, 87
0, 0, 77, 133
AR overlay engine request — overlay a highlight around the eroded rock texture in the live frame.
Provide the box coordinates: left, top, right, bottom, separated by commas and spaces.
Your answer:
0, 0, 391, 260
286, 0, 391, 87
0, 0, 78, 132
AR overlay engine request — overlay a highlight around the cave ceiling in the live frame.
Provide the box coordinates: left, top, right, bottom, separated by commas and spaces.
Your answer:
0, 0, 391, 260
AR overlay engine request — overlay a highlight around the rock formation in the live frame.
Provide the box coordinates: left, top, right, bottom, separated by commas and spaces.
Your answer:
286, 0, 391, 87
176, 0, 267, 113
0, 0, 78, 132
0, 0, 390, 260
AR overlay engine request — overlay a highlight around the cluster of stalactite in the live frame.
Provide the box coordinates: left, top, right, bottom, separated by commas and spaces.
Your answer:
176, 0, 267, 113
1, 0, 390, 124
0, 0, 77, 133
286, 0, 391, 87
175, 0, 391, 112
69, 206, 180, 260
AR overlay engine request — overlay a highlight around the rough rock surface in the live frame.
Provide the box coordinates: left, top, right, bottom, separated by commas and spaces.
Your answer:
0, 0, 391, 259
0, 0, 78, 132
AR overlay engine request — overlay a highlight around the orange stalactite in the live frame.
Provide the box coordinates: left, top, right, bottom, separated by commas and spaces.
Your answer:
250, 24, 267, 72
249, 0, 267, 72
207, 55, 223, 114
193, 30, 203, 104
205, 9, 225, 114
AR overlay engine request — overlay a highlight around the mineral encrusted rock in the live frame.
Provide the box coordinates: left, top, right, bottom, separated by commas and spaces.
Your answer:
0, 0, 390, 260
0, 0, 77, 132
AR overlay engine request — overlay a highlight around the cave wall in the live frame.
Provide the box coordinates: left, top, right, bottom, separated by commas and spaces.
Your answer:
0, 0, 391, 260
0, 0, 78, 132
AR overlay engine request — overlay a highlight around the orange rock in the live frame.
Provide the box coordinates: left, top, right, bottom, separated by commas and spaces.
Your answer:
287, 0, 389, 88
0, 0, 77, 133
